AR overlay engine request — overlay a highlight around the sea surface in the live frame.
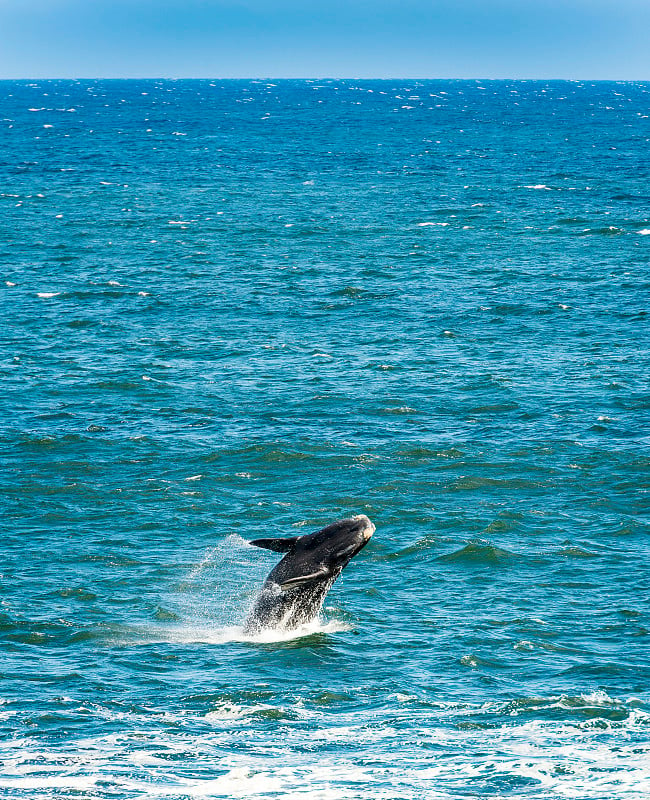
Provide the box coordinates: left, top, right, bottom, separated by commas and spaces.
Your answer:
1, 79, 649, 799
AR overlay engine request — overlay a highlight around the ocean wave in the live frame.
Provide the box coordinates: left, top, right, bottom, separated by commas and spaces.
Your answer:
437, 541, 519, 565
2, 691, 648, 799
578, 226, 625, 236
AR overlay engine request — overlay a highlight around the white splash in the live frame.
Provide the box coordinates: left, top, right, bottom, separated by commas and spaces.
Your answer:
132, 618, 350, 647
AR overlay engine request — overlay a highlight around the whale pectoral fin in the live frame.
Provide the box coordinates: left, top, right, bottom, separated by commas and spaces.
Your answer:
279, 568, 330, 591
249, 536, 301, 553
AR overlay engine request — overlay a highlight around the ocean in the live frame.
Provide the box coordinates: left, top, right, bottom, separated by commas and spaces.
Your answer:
1, 79, 649, 799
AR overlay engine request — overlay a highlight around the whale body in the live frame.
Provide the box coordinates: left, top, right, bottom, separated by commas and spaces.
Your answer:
244, 514, 375, 633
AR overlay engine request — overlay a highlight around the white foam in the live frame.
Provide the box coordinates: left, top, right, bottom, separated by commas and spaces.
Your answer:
5, 709, 647, 799
204, 703, 274, 721
125, 618, 350, 647
244, 619, 351, 643
638, 228, 650, 235
36, 292, 60, 299
2, 691, 649, 799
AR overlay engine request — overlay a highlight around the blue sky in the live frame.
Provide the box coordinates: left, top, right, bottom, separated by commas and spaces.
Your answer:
1, 0, 649, 79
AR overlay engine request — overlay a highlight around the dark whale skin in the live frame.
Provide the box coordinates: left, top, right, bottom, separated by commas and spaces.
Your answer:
244, 514, 375, 633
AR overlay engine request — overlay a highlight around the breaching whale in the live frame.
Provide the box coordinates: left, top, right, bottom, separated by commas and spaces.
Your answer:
244, 514, 375, 633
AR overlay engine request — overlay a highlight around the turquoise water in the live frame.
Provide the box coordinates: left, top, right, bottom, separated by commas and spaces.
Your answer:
1, 79, 649, 798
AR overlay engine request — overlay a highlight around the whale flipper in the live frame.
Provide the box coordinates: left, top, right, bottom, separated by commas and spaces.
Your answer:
279, 568, 330, 591
250, 536, 301, 553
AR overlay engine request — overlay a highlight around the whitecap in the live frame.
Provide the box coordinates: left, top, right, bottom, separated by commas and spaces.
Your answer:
514, 640, 535, 651
638, 228, 650, 235
204, 703, 274, 721
36, 292, 60, 299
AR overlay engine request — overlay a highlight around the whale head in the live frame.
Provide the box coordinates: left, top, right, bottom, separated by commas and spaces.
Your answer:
300, 514, 375, 567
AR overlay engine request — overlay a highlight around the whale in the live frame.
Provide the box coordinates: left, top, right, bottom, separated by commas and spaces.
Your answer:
244, 514, 375, 634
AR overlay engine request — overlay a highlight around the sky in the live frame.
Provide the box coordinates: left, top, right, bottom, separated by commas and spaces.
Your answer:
0, 0, 649, 79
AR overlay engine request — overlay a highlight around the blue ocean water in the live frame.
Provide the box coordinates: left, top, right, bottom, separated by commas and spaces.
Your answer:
1, 79, 649, 798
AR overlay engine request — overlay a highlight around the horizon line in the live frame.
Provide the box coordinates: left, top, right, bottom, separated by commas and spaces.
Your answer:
1, 75, 649, 83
